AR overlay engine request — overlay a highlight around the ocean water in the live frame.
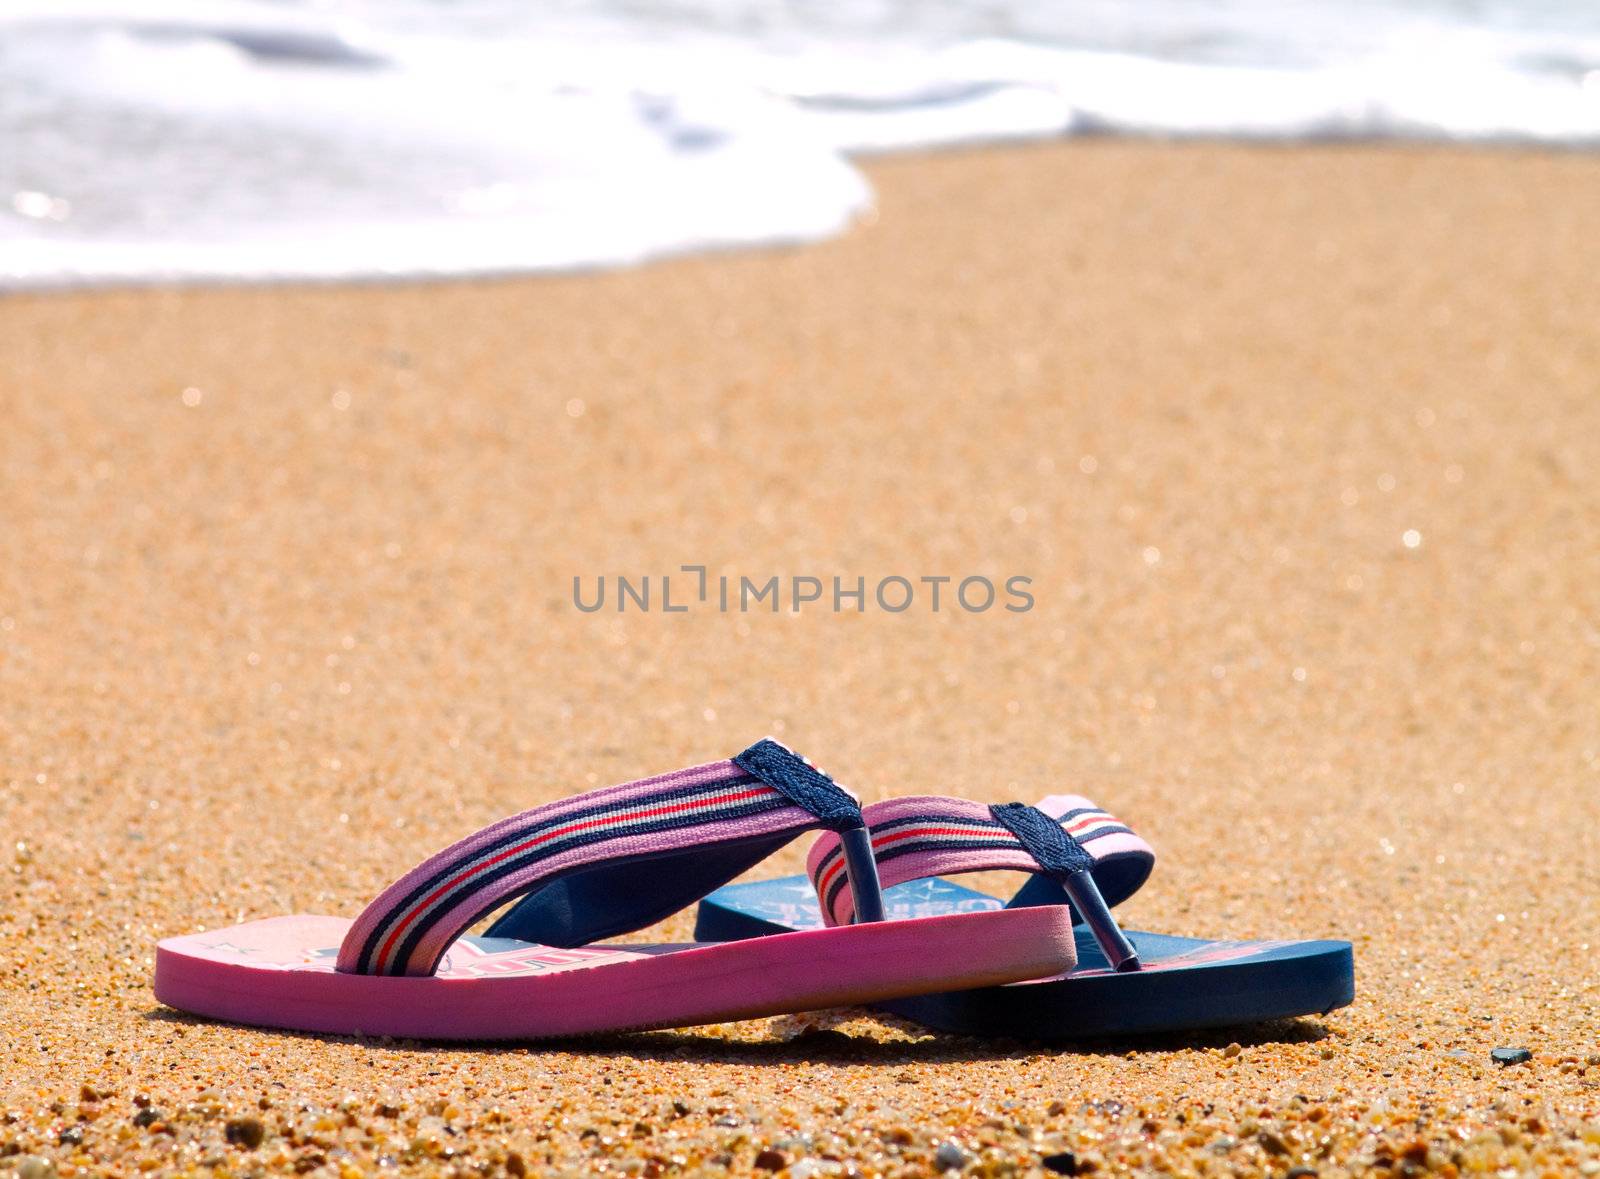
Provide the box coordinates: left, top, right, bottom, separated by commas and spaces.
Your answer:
5, 0, 1600, 287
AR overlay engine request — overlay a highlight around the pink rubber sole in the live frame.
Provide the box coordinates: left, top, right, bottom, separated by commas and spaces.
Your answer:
155, 907, 1076, 1039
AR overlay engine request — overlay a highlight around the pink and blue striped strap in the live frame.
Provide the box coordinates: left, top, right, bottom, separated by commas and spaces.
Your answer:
337, 739, 879, 977
806, 794, 1155, 971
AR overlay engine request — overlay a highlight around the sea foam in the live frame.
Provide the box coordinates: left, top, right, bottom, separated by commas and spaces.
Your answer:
4, 0, 1600, 287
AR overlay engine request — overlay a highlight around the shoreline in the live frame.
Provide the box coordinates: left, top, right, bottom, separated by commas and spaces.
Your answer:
8, 137, 1598, 296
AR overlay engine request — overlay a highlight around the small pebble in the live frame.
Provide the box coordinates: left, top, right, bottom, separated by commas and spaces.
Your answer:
754, 1148, 788, 1171
934, 1141, 970, 1172
1491, 1047, 1532, 1066
1041, 1150, 1078, 1174
16, 1158, 57, 1179
132, 1107, 161, 1128
1258, 1130, 1290, 1156
225, 1115, 266, 1149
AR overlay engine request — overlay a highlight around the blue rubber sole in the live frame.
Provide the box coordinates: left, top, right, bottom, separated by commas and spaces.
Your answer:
694, 876, 1355, 1039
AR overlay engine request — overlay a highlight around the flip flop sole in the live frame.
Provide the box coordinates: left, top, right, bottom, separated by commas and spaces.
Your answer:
696, 877, 1355, 1039
155, 905, 1075, 1040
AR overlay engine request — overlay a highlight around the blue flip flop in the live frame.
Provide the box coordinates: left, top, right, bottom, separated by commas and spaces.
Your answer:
694, 792, 1354, 1039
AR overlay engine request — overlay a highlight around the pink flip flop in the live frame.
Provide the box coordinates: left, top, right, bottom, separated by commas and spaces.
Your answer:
155, 739, 1077, 1039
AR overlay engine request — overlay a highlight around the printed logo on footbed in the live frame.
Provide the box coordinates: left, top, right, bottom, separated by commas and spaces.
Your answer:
733, 876, 1004, 928
196, 937, 640, 978
1056, 939, 1303, 979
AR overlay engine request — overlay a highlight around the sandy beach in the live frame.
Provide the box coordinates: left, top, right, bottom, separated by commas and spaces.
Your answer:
4, 140, 1600, 1176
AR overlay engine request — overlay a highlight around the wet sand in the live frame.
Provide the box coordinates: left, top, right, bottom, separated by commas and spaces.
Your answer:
3, 140, 1599, 1176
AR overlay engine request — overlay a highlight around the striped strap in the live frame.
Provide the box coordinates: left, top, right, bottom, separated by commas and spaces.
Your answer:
806, 794, 1155, 928
338, 739, 864, 977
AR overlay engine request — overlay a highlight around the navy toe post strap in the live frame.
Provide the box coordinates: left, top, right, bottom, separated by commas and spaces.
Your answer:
731, 740, 885, 923
987, 803, 1141, 972
805, 793, 1154, 973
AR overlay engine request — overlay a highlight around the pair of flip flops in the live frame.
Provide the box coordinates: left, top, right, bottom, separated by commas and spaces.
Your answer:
157, 739, 1354, 1040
